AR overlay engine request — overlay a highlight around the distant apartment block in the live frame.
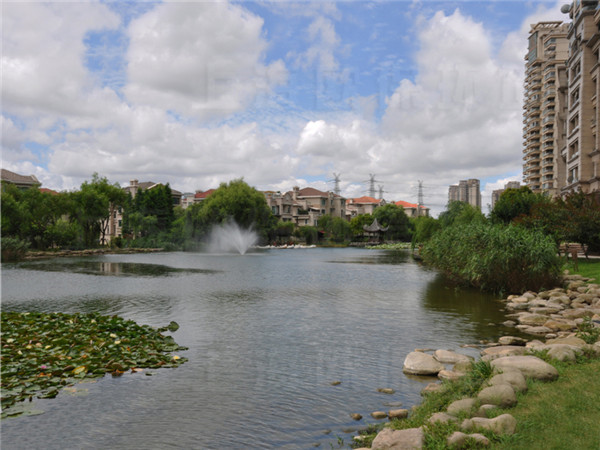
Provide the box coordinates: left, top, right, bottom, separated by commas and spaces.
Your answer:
491, 181, 521, 209
448, 179, 481, 210
561, 1, 600, 195
523, 21, 569, 196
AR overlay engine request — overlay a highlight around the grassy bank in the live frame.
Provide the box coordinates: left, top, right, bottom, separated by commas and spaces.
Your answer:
563, 257, 600, 281
492, 358, 600, 450
353, 355, 600, 449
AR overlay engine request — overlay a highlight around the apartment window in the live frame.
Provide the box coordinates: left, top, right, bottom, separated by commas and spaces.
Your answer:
571, 87, 580, 107
568, 167, 579, 184
569, 140, 579, 159
569, 114, 579, 133
571, 61, 581, 79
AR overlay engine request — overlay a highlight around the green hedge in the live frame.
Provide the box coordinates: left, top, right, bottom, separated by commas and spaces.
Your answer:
421, 223, 561, 294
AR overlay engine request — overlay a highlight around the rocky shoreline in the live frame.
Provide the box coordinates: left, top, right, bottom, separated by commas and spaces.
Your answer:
354, 273, 600, 449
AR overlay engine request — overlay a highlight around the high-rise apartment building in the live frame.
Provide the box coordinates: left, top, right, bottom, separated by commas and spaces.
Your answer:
448, 179, 481, 210
523, 22, 569, 196
561, 1, 600, 195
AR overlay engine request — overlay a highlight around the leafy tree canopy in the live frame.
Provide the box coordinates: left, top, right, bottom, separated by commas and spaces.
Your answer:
490, 187, 547, 224
373, 203, 412, 241
439, 201, 486, 228
187, 179, 276, 240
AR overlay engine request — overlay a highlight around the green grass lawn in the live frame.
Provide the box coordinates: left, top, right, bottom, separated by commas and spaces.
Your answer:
563, 257, 600, 282
492, 359, 600, 450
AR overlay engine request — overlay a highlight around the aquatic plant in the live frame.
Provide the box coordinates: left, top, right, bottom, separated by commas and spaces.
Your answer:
1, 311, 188, 419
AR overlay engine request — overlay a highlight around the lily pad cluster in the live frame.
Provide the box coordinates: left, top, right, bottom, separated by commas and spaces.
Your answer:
1, 311, 188, 419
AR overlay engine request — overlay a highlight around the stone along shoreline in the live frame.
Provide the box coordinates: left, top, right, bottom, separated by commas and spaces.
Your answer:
354, 273, 600, 449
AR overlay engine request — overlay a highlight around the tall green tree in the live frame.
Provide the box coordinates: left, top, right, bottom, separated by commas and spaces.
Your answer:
349, 214, 374, 239
185, 179, 276, 241
373, 203, 412, 241
439, 201, 486, 228
318, 214, 352, 242
411, 216, 441, 247
490, 187, 546, 224
70, 174, 127, 247
0, 184, 70, 249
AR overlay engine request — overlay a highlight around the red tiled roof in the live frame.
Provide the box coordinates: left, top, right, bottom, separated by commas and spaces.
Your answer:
39, 188, 59, 195
347, 196, 381, 204
195, 189, 215, 199
297, 187, 328, 197
396, 200, 428, 209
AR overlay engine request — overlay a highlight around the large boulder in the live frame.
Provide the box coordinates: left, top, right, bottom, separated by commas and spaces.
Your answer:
371, 427, 424, 449
461, 414, 517, 435
497, 336, 527, 346
545, 336, 587, 347
490, 356, 558, 381
518, 313, 550, 326
403, 352, 444, 376
561, 309, 594, 320
447, 398, 478, 417
433, 349, 472, 364
428, 412, 458, 425
477, 384, 517, 408
546, 345, 577, 362
480, 345, 527, 361
447, 431, 490, 448
388, 409, 409, 420
488, 370, 527, 393
543, 318, 577, 332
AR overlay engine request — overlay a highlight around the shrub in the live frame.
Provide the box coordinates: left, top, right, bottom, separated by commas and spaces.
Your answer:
1, 237, 30, 262
421, 222, 561, 294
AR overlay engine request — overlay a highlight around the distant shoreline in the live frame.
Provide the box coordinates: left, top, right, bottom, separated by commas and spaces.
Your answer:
23, 248, 164, 261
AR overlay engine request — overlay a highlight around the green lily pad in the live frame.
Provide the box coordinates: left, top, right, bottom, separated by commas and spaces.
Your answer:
1, 311, 188, 418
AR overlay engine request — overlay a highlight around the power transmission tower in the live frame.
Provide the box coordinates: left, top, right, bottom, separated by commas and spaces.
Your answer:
368, 174, 376, 198
332, 173, 341, 196
417, 180, 424, 216
378, 185, 384, 200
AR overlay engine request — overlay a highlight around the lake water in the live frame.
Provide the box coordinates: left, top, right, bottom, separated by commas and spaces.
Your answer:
1, 248, 512, 449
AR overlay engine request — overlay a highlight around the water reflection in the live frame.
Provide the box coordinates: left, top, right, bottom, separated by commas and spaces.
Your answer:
327, 249, 411, 265
422, 273, 514, 342
19, 261, 220, 277
0, 249, 518, 449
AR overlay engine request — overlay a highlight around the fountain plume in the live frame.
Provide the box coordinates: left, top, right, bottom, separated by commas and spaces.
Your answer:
206, 221, 258, 255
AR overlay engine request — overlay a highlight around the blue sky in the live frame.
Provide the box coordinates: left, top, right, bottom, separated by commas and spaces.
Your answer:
1, 0, 566, 215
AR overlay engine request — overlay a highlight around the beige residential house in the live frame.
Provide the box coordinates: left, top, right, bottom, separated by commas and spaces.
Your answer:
395, 200, 430, 218
264, 186, 346, 227
1, 168, 40, 190
561, 1, 600, 195
345, 196, 385, 218
523, 22, 569, 195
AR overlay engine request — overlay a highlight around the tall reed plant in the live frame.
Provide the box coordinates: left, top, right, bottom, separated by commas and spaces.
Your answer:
421, 222, 561, 294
